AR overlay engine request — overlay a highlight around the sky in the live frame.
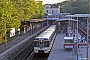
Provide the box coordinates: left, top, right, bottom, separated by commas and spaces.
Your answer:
43, 0, 66, 4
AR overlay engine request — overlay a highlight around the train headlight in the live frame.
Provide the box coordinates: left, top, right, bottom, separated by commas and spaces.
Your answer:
36, 48, 37, 51
78, 37, 80, 40
36, 48, 37, 49
45, 48, 47, 49
40, 40, 42, 42
45, 48, 47, 51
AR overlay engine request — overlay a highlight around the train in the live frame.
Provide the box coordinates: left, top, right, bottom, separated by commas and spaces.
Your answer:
34, 25, 57, 53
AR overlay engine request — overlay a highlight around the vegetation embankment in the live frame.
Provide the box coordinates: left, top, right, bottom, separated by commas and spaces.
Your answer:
59, 0, 89, 14
0, 0, 44, 44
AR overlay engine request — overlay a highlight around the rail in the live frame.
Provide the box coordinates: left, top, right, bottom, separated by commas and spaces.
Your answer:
0, 25, 49, 60
27, 51, 35, 60
11, 40, 34, 60
79, 27, 87, 36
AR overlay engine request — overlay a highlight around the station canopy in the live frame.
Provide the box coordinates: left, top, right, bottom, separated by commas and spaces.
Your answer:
26, 19, 44, 23
57, 14, 90, 22
67, 14, 90, 17
56, 18, 77, 22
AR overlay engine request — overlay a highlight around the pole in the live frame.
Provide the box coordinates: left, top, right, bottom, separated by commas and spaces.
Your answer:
76, 17, 78, 45
73, 17, 78, 60
86, 18, 88, 60
86, 0, 90, 59
4, 22, 7, 47
76, 17, 78, 60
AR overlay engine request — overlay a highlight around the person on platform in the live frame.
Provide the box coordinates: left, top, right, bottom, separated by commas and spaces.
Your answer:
80, 36, 85, 43
66, 32, 68, 36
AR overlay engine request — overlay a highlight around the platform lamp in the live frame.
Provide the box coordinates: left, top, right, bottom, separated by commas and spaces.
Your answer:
2, 20, 7, 47
86, 0, 90, 59
86, 17, 89, 60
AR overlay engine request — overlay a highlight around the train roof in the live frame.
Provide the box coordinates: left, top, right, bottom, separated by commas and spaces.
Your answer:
64, 37, 73, 40
37, 31, 53, 38
35, 25, 56, 40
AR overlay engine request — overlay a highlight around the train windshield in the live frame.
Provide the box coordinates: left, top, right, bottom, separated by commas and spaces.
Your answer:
40, 41, 43, 47
35, 41, 49, 47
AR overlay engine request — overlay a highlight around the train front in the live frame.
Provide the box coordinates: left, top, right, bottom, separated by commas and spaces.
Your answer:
34, 38, 50, 54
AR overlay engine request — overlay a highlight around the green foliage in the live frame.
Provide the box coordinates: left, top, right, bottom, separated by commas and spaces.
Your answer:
0, 0, 44, 37
60, 0, 89, 14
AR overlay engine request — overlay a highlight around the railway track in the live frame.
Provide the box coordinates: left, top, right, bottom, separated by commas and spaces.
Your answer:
8, 26, 50, 60
78, 27, 87, 36
11, 26, 86, 60
11, 40, 34, 60
30, 53, 49, 60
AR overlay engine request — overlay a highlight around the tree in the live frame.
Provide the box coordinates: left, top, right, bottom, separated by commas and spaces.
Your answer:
60, 0, 89, 14
0, 0, 44, 37
0, 0, 44, 38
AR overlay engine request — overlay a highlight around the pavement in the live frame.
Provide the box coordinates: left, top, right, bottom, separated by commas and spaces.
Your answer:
48, 32, 90, 60
0, 26, 48, 54
48, 33, 73, 60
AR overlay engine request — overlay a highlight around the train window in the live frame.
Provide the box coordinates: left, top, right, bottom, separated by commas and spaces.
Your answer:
44, 42, 48, 47
35, 41, 39, 44
44, 41, 48, 47
35, 41, 39, 47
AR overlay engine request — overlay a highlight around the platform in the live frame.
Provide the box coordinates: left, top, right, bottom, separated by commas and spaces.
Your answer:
48, 33, 90, 60
48, 33, 73, 60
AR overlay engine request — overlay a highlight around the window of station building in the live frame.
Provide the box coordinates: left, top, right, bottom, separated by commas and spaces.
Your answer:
48, 15, 50, 18
52, 10, 53, 13
56, 15, 59, 18
44, 16, 47, 18
52, 15, 54, 18
47, 10, 48, 13
53, 15, 55, 18
56, 10, 57, 13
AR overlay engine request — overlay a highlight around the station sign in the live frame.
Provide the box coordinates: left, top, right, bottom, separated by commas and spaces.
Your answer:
78, 43, 87, 48
63, 43, 88, 48
64, 43, 74, 48
10, 28, 15, 37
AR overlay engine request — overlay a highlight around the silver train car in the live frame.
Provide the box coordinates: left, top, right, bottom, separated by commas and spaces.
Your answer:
34, 25, 57, 53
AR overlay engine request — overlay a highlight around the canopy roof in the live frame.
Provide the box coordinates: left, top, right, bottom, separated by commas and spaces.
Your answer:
67, 14, 90, 17
26, 19, 44, 23
56, 18, 77, 22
